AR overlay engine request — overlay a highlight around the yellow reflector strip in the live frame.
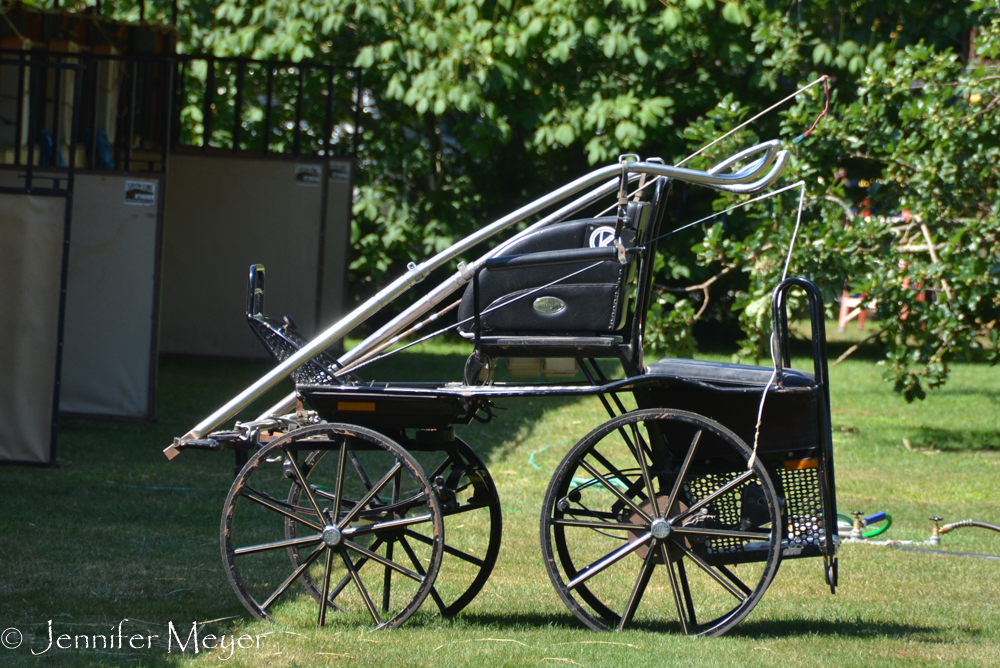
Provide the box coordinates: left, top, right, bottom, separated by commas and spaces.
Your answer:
337, 401, 376, 412
784, 458, 819, 470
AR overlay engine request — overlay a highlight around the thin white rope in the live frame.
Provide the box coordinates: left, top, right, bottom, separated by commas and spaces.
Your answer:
595, 178, 660, 217
648, 181, 806, 246
676, 76, 828, 168
589, 76, 825, 220
748, 181, 806, 471
343, 261, 606, 374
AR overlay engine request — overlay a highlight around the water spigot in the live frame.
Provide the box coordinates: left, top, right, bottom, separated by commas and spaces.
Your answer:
929, 516, 943, 545
850, 510, 864, 541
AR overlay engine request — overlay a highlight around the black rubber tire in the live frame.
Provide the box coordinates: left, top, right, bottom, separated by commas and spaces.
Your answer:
540, 408, 781, 636
414, 438, 502, 616
221, 423, 444, 629
291, 436, 502, 617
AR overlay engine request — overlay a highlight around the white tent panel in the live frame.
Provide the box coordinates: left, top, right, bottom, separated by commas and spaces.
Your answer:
0, 193, 66, 464
59, 173, 161, 419
160, 154, 351, 359
317, 161, 354, 331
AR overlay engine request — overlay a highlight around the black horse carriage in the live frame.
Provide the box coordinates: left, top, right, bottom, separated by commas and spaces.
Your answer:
166, 140, 838, 636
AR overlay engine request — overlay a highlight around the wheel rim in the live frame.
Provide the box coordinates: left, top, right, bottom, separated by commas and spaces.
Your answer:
409, 438, 502, 616
291, 436, 502, 618
221, 424, 444, 629
541, 408, 781, 636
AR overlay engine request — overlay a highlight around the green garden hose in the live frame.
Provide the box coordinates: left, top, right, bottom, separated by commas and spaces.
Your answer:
838, 511, 893, 538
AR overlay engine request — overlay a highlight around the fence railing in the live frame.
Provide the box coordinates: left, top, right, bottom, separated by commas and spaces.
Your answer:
0, 56, 83, 193
0, 49, 362, 173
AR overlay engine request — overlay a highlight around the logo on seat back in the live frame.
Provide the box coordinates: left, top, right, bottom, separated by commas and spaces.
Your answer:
589, 226, 616, 248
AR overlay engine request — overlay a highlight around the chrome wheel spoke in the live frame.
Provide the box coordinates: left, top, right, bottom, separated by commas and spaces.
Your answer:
567, 533, 652, 590
672, 526, 770, 541
629, 421, 658, 513
661, 542, 690, 635
672, 470, 755, 524
676, 557, 698, 627
234, 534, 322, 556
549, 518, 637, 532
343, 540, 424, 583
670, 538, 745, 601
326, 538, 383, 607
404, 529, 485, 567
331, 440, 349, 524
348, 448, 375, 490
240, 486, 323, 530
341, 550, 382, 626
338, 461, 402, 528
664, 430, 701, 520
262, 545, 324, 612
717, 564, 753, 597
399, 536, 447, 614
617, 542, 657, 631
284, 447, 328, 524
344, 513, 433, 536
578, 459, 650, 522
382, 542, 394, 612
318, 548, 335, 627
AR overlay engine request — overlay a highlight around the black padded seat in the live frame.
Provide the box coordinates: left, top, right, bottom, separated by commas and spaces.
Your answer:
645, 358, 815, 389
458, 201, 651, 337
478, 335, 622, 358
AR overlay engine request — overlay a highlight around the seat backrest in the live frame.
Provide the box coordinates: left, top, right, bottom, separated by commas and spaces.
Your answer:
457, 201, 651, 336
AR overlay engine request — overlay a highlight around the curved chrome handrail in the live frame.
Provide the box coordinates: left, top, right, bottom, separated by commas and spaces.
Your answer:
707, 139, 780, 177
712, 150, 790, 195
172, 139, 794, 444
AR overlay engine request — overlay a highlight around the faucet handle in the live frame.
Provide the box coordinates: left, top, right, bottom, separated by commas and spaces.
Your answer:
929, 516, 944, 544
849, 511, 864, 539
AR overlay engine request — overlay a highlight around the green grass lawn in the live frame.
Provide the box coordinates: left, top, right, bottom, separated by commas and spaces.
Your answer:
2, 330, 999, 667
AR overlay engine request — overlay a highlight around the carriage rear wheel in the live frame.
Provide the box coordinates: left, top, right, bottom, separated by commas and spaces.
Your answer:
221, 423, 444, 629
407, 438, 503, 616
540, 408, 781, 636
290, 436, 502, 617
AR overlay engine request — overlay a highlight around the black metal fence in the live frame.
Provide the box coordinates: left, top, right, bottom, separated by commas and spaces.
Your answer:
0, 49, 362, 173
177, 56, 362, 158
0, 56, 83, 192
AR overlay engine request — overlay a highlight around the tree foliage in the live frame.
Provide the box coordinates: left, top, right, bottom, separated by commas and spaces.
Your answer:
72, 0, 1000, 399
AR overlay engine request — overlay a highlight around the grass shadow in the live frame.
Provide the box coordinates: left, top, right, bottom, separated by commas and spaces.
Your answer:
732, 617, 946, 640
453, 612, 587, 631
904, 426, 1000, 453
452, 614, 942, 639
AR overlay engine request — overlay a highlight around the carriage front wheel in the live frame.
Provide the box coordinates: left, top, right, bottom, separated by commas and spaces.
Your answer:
221, 423, 444, 629
540, 408, 782, 636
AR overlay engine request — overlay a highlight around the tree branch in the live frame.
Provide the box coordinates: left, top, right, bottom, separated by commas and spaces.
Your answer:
683, 264, 736, 292
807, 194, 855, 220
920, 223, 954, 302
847, 151, 918, 171
831, 325, 891, 367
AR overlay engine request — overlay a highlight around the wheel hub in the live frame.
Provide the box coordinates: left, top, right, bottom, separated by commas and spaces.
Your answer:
627, 493, 689, 562
650, 518, 671, 540
322, 525, 343, 547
